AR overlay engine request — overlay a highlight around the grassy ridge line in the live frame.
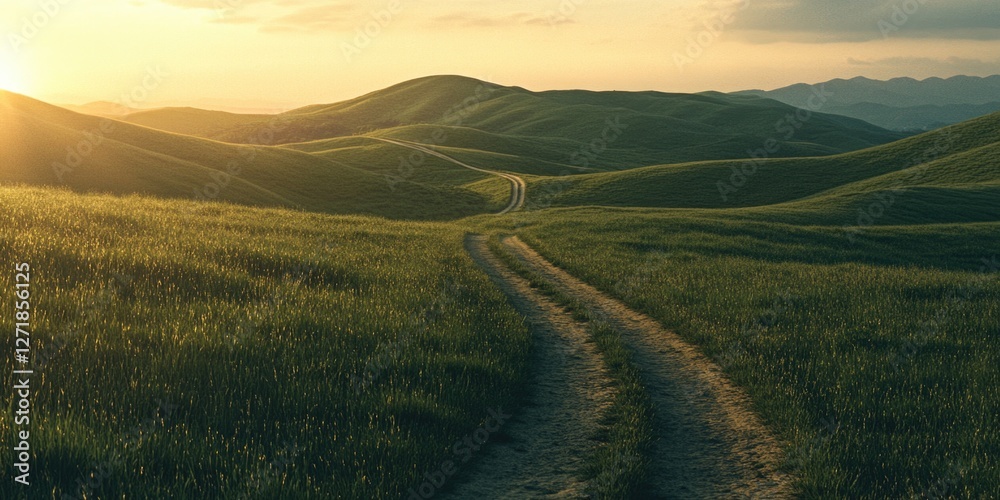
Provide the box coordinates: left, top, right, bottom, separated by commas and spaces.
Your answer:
0, 92, 503, 221
486, 234, 654, 498
493, 209, 1000, 496
123, 107, 271, 137
525, 111, 1000, 211
209, 76, 902, 160
0, 186, 532, 498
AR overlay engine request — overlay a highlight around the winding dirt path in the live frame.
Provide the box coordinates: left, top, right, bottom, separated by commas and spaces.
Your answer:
491, 235, 795, 499
368, 137, 526, 214
444, 235, 615, 499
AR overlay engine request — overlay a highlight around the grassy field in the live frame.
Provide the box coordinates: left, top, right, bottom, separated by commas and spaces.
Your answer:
0, 186, 531, 499
468, 115, 1000, 495
3, 78, 998, 498
471, 206, 1000, 496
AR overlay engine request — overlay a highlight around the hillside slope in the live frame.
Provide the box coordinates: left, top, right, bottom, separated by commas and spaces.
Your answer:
123, 107, 271, 137
199, 76, 902, 167
525, 111, 1000, 222
0, 91, 498, 220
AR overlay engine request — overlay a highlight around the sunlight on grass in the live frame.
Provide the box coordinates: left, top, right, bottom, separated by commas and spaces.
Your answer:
0, 186, 531, 498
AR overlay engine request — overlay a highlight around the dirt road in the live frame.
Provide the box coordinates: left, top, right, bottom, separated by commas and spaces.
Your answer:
445, 235, 615, 498
369, 137, 526, 214
459, 234, 795, 498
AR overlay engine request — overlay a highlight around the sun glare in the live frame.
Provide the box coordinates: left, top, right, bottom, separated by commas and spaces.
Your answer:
0, 58, 27, 94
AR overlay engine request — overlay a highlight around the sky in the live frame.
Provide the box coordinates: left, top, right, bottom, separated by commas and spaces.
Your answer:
1, 0, 999, 111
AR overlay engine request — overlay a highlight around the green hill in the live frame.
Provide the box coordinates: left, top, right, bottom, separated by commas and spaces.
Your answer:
0, 185, 530, 498
0, 91, 500, 220
196, 76, 902, 167
3, 75, 998, 498
474, 204, 1000, 497
525, 111, 1000, 223
282, 128, 588, 177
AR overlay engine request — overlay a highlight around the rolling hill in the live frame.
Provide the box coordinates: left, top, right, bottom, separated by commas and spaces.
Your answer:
0, 90, 503, 220
525, 110, 1000, 225
146, 76, 904, 168
123, 107, 270, 137
60, 100, 137, 117
5, 73, 1000, 498
4, 76, 990, 226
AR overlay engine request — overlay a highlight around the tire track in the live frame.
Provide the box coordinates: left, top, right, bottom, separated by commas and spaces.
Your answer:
498, 235, 795, 499
444, 235, 615, 499
368, 137, 526, 214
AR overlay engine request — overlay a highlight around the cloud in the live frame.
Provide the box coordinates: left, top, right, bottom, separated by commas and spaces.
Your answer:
212, 14, 262, 25
154, 0, 574, 33
156, 0, 308, 8
720, 0, 1000, 42
257, 3, 362, 33
428, 11, 574, 29
155, 0, 370, 34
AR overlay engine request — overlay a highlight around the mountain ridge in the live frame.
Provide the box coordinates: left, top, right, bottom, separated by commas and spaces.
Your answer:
736, 74, 1000, 131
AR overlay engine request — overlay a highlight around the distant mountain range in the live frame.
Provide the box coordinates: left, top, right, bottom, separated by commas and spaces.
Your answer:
736, 75, 1000, 131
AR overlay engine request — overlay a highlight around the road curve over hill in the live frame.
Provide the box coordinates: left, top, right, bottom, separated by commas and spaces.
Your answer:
368, 137, 526, 214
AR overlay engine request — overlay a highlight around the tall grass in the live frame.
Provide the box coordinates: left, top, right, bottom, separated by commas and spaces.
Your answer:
0, 186, 530, 498
475, 208, 1000, 497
